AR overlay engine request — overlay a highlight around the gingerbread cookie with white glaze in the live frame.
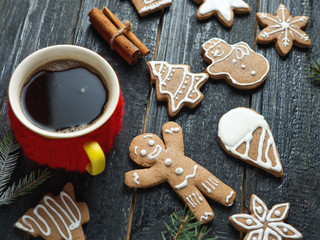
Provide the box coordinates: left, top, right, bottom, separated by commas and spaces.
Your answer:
256, 4, 311, 56
131, 0, 172, 17
125, 122, 236, 224
230, 194, 303, 240
147, 61, 209, 117
193, 0, 250, 27
217, 107, 283, 177
14, 183, 90, 240
202, 38, 270, 90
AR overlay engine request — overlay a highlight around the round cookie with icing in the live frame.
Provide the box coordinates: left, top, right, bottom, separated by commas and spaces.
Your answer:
125, 121, 236, 224
131, 0, 172, 17
229, 194, 303, 240
14, 183, 90, 240
202, 38, 270, 90
193, 0, 250, 27
217, 107, 283, 177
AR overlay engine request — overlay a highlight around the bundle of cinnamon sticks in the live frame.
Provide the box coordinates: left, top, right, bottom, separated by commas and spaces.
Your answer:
89, 7, 150, 65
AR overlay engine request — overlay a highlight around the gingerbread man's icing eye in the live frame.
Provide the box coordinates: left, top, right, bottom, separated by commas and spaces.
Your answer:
148, 140, 155, 146
140, 150, 147, 156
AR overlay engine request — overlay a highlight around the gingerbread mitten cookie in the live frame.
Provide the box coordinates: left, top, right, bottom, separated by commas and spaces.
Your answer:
147, 61, 209, 117
202, 38, 270, 90
256, 4, 311, 56
125, 122, 236, 223
193, 0, 250, 27
131, 0, 172, 17
14, 183, 90, 240
218, 107, 283, 177
230, 194, 303, 240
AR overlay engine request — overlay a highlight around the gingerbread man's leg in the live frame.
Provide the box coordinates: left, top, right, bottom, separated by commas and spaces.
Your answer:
175, 186, 214, 224
195, 167, 236, 207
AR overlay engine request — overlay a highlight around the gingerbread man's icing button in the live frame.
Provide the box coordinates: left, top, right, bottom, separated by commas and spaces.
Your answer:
175, 167, 184, 175
164, 158, 173, 166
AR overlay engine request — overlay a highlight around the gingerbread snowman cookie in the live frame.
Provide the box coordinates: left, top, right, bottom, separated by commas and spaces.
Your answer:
131, 0, 173, 17
125, 122, 236, 223
202, 38, 270, 90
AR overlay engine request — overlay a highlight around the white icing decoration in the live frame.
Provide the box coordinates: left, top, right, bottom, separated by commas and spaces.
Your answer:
218, 108, 283, 174
241, 64, 246, 69
230, 214, 264, 230
186, 192, 203, 209
202, 38, 270, 87
200, 212, 213, 221
148, 61, 208, 113
283, 227, 288, 233
148, 140, 155, 146
251, 70, 256, 76
246, 219, 253, 225
259, 5, 310, 47
14, 191, 81, 240
134, 146, 138, 155
198, 0, 250, 22
186, 196, 195, 208
226, 191, 234, 203
164, 158, 172, 166
164, 127, 180, 134
175, 165, 198, 189
274, 210, 281, 217
140, 149, 147, 156
232, 59, 237, 64
246, 229, 264, 240
201, 183, 211, 193
268, 222, 302, 238
148, 144, 162, 160
139, 0, 172, 14
143, 134, 153, 138
175, 167, 184, 175
256, 206, 263, 214
266, 203, 289, 222
133, 172, 140, 184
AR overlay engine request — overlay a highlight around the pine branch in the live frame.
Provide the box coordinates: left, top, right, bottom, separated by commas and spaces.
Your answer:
161, 206, 217, 240
306, 60, 320, 83
0, 133, 20, 192
0, 168, 51, 205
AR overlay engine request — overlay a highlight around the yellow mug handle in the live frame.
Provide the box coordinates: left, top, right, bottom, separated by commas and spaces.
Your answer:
83, 141, 106, 176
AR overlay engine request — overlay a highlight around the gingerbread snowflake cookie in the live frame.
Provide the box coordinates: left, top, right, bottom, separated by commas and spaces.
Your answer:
230, 194, 303, 239
256, 4, 311, 56
125, 122, 236, 223
14, 183, 90, 240
193, 0, 250, 27
218, 108, 283, 177
147, 61, 209, 117
131, 0, 172, 17
202, 38, 270, 90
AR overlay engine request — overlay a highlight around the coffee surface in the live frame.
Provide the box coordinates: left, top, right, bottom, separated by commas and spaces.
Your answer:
21, 64, 108, 132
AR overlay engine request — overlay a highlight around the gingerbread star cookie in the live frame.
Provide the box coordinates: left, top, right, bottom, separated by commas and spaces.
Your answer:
202, 38, 270, 90
230, 194, 303, 240
14, 183, 90, 240
256, 4, 311, 56
125, 122, 236, 223
147, 61, 209, 117
131, 0, 172, 17
217, 108, 283, 177
193, 0, 251, 27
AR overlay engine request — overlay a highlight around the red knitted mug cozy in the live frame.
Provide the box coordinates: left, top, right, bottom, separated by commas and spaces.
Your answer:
8, 93, 124, 172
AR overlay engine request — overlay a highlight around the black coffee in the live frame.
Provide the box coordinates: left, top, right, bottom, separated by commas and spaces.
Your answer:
21, 60, 108, 132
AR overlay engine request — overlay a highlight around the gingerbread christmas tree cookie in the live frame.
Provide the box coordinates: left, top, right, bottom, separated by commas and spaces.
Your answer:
202, 38, 270, 90
217, 108, 283, 177
125, 122, 236, 224
256, 4, 311, 56
131, 0, 172, 17
230, 194, 303, 239
193, 0, 251, 27
14, 183, 90, 240
147, 61, 209, 117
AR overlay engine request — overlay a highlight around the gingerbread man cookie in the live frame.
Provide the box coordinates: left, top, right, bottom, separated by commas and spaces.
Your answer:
125, 122, 236, 223
14, 183, 90, 240
202, 38, 270, 90
218, 107, 283, 177
230, 194, 303, 240
256, 4, 311, 56
193, 0, 250, 27
147, 61, 209, 117
131, 0, 172, 17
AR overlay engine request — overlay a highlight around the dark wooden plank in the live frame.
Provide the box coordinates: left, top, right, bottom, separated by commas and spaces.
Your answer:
246, 0, 320, 239
129, 0, 259, 239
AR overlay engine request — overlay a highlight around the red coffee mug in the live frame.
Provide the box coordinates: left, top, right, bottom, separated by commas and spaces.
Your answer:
8, 45, 124, 175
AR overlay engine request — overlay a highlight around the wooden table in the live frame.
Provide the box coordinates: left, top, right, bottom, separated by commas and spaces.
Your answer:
0, 0, 319, 239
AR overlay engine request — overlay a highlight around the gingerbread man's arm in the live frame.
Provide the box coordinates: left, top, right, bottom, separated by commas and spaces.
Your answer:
125, 167, 166, 188
162, 122, 184, 153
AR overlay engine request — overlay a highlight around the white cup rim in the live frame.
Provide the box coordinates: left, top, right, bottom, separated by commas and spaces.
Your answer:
8, 45, 120, 139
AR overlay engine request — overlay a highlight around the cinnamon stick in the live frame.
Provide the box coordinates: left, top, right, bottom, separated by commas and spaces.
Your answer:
102, 7, 150, 56
89, 8, 140, 65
